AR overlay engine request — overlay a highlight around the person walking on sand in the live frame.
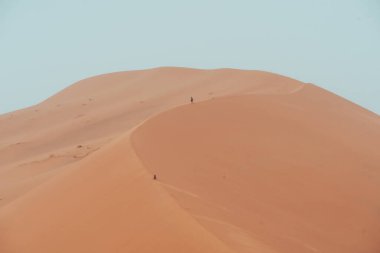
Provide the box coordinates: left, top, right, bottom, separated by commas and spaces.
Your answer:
190, 96, 194, 104
153, 174, 157, 180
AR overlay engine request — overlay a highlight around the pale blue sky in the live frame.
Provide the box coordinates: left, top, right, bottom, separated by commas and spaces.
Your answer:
1, 0, 379, 114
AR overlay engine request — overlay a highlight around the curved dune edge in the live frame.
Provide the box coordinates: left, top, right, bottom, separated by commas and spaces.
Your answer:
130, 87, 380, 253
0, 67, 305, 209
0, 68, 307, 253
0, 103, 284, 253
0, 67, 379, 253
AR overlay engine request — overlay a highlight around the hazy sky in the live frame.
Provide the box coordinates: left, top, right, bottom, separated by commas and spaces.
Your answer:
1, 0, 379, 114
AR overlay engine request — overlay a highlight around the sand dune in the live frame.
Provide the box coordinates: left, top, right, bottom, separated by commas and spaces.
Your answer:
0, 67, 379, 252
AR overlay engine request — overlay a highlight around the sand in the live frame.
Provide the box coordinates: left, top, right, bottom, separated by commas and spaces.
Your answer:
0, 67, 379, 252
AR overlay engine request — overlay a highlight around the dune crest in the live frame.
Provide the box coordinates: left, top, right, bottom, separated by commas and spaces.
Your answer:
0, 67, 303, 208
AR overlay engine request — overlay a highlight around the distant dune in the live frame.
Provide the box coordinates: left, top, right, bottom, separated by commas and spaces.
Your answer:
0, 67, 379, 253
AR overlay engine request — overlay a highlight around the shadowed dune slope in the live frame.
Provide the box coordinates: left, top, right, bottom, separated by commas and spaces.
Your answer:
131, 85, 380, 253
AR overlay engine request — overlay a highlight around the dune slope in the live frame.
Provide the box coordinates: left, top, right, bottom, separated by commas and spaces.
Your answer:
0, 133, 235, 253
131, 86, 380, 253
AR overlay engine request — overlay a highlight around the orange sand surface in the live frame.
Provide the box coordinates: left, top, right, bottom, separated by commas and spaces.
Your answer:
0, 67, 379, 252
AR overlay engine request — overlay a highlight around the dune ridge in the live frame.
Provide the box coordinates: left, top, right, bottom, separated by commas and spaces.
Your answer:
0, 67, 303, 208
0, 67, 379, 253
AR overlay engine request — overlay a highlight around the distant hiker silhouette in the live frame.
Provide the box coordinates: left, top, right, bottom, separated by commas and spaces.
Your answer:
190, 97, 194, 103
153, 174, 157, 180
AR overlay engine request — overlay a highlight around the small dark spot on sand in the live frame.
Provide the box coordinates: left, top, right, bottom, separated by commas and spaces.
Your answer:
77, 145, 83, 148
